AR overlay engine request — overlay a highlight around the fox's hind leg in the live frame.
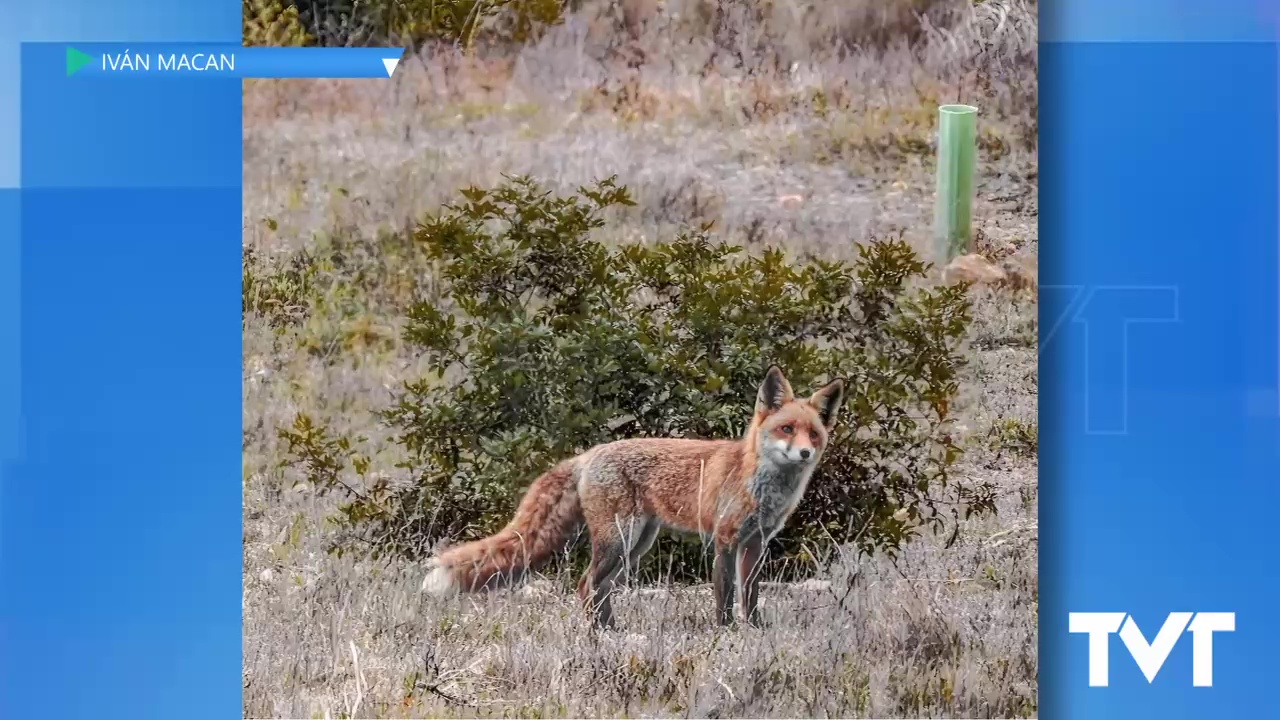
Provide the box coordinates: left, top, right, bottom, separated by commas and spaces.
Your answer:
578, 515, 657, 629
625, 517, 660, 573
580, 533, 627, 629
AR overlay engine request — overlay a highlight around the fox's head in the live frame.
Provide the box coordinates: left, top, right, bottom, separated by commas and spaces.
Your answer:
751, 365, 846, 468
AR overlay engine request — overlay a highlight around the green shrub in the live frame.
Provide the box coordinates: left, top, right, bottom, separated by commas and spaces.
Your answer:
282, 176, 994, 581
285, 0, 565, 49
489, 0, 566, 45
243, 0, 313, 46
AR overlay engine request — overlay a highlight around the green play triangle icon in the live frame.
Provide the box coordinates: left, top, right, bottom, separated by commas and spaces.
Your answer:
66, 47, 93, 76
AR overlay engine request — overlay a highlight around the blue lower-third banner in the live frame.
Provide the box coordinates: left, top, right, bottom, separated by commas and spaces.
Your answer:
48, 43, 405, 79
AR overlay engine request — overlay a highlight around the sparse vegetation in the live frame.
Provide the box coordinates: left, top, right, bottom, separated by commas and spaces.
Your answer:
245, 0, 569, 48
243, 0, 313, 47
987, 417, 1038, 458
243, 0, 1038, 717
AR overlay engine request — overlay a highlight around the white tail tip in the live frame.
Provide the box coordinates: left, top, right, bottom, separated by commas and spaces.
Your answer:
421, 562, 457, 596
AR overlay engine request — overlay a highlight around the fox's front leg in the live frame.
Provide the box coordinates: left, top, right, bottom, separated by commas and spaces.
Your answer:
713, 542, 737, 626
737, 533, 766, 628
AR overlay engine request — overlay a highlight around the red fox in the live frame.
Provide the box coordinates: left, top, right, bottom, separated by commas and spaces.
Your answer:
421, 366, 846, 628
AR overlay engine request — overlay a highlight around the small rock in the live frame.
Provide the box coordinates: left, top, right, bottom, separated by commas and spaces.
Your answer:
792, 578, 832, 593
943, 253, 1007, 286
260, 568, 275, 583
778, 194, 805, 209
1001, 255, 1038, 291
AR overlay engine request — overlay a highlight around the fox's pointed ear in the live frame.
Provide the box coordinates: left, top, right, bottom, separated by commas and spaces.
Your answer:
755, 365, 795, 413
809, 378, 846, 430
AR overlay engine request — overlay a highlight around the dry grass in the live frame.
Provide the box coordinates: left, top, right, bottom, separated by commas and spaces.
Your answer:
243, 1, 1039, 716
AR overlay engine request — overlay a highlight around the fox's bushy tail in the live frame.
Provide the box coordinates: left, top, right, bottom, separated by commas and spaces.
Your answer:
421, 459, 583, 595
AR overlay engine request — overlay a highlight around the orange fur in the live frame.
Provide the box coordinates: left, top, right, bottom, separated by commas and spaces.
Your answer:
423, 366, 846, 628
422, 460, 582, 594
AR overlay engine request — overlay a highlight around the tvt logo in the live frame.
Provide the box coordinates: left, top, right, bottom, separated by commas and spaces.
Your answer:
1069, 612, 1235, 687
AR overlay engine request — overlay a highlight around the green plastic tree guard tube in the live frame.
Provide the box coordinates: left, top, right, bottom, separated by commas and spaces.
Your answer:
933, 104, 978, 262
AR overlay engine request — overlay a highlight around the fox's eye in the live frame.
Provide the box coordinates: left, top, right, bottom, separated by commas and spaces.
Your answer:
810, 430, 820, 441
780, 425, 794, 434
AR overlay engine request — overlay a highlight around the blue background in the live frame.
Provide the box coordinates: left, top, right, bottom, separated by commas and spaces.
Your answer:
0, 2, 243, 719
58, 43, 405, 79
2, 1, 1280, 719
1041, 14, 1280, 720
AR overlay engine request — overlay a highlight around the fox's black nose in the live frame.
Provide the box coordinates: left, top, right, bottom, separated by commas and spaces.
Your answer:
799, 448, 812, 460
